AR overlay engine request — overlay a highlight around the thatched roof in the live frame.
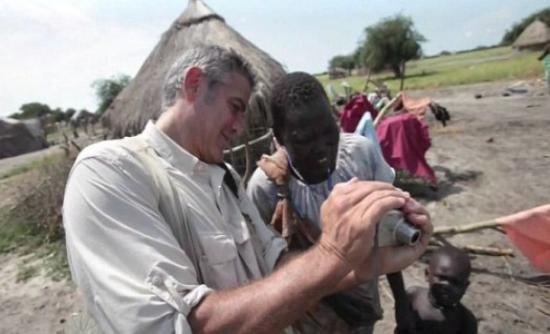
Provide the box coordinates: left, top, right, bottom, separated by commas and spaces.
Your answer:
103, 0, 286, 139
0, 118, 47, 159
513, 20, 550, 50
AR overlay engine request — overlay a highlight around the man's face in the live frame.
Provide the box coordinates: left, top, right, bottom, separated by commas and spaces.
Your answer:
281, 98, 339, 184
193, 72, 251, 163
427, 255, 469, 308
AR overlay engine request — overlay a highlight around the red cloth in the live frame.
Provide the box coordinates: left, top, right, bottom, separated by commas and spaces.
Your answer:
376, 113, 436, 184
499, 205, 550, 273
340, 95, 378, 133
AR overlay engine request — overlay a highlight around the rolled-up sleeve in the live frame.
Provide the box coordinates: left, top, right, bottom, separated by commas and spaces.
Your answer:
63, 147, 212, 334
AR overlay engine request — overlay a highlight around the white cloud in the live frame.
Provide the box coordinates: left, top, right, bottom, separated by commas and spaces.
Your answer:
0, 1, 159, 116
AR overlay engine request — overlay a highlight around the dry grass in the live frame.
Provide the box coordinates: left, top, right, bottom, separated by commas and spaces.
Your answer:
0, 152, 76, 280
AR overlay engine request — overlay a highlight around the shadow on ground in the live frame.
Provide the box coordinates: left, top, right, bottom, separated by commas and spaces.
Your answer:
394, 165, 483, 201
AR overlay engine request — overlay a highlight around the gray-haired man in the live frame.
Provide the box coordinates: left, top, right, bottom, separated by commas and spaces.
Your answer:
64, 45, 432, 333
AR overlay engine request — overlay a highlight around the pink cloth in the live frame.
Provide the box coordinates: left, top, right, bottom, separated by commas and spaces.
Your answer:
402, 94, 432, 120
340, 95, 378, 133
376, 113, 436, 184
499, 204, 550, 273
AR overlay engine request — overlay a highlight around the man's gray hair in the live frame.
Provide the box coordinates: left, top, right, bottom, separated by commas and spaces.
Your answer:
162, 45, 256, 110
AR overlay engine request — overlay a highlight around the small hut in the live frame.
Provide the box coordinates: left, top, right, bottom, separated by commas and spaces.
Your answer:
0, 118, 47, 159
103, 0, 285, 176
512, 20, 550, 50
328, 67, 347, 79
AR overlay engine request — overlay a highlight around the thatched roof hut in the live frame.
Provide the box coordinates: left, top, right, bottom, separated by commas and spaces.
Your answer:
103, 0, 285, 140
513, 20, 550, 50
0, 118, 47, 159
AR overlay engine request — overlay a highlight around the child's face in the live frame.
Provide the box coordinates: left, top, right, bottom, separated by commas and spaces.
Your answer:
427, 256, 470, 308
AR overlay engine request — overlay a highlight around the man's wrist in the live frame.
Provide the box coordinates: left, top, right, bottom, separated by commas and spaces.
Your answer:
312, 241, 352, 294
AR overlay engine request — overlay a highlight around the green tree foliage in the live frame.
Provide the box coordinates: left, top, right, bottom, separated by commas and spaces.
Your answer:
92, 74, 131, 115
50, 108, 65, 123
501, 7, 550, 45
329, 54, 356, 75
358, 15, 425, 78
10, 102, 52, 120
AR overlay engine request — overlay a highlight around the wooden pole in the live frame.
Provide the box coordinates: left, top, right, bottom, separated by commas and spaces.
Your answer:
399, 61, 406, 91
433, 219, 505, 235
373, 92, 402, 128
427, 244, 515, 257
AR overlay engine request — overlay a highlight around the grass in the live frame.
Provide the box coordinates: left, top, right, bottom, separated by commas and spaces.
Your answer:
319, 46, 544, 97
0, 152, 64, 180
0, 153, 74, 282
0, 206, 70, 281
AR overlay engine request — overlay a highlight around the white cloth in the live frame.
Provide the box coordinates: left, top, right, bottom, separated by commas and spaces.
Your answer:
63, 121, 287, 334
247, 133, 395, 227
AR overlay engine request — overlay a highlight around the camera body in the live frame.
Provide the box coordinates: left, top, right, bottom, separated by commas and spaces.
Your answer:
377, 209, 421, 247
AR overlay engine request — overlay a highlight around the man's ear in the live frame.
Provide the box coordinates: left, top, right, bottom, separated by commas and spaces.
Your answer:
182, 67, 204, 102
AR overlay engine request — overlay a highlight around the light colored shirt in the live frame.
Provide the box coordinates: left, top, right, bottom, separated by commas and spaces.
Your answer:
63, 121, 287, 334
247, 133, 395, 227
247, 133, 395, 325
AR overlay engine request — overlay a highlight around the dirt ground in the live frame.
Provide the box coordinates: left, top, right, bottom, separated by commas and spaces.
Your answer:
375, 79, 550, 334
0, 79, 549, 333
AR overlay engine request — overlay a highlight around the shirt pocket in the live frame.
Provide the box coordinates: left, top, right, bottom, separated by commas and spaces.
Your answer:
197, 233, 240, 290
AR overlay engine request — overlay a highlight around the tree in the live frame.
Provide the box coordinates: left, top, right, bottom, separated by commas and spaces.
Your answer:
50, 107, 65, 123
92, 74, 131, 115
358, 15, 425, 78
501, 7, 550, 45
329, 54, 356, 75
11, 102, 52, 120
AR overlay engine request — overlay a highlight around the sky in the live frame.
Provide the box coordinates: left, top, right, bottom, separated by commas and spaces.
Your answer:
0, 0, 548, 117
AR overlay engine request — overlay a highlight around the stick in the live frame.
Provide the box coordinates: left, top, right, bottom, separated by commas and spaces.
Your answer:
433, 219, 504, 235
223, 129, 272, 155
373, 92, 402, 128
426, 245, 514, 257
462, 245, 514, 257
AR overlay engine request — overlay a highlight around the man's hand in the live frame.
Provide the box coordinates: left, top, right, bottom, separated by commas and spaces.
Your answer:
318, 179, 410, 272
353, 197, 432, 282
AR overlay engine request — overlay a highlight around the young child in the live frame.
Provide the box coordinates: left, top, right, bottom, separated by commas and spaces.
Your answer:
396, 246, 477, 334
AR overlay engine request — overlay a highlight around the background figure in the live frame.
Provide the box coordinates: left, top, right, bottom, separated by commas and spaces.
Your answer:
395, 246, 477, 334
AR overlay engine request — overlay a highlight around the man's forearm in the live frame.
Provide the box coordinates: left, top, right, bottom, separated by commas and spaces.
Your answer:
188, 244, 350, 334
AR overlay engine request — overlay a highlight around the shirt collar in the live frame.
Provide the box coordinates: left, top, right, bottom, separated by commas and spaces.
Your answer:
141, 120, 199, 173
141, 121, 227, 187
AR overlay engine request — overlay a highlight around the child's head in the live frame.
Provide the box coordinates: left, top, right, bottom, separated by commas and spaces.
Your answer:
426, 246, 471, 309
270, 72, 339, 184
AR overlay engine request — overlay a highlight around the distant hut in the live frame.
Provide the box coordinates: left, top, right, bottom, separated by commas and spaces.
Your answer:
102, 0, 285, 176
0, 118, 47, 159
513, 20, 550, 50
328, 67, 347, 79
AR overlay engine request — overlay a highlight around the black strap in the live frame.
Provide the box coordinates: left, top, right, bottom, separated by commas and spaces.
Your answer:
217, 163, 239, 199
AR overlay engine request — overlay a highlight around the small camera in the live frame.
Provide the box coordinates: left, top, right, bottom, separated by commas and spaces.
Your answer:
377, 209, 421, 246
